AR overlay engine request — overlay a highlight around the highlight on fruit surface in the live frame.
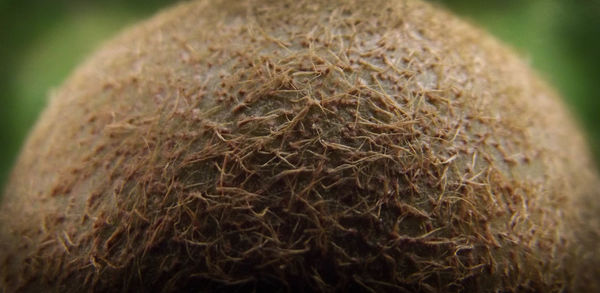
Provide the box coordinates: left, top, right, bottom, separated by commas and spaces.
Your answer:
1, 0, 599, 291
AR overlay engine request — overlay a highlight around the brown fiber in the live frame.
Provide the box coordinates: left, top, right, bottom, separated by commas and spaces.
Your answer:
1, 0, 599, 292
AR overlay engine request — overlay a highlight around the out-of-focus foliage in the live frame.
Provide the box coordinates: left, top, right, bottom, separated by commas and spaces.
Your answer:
0, 0, 598, 190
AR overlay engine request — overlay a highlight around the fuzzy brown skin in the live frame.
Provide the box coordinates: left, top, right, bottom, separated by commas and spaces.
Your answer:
1, 0, 599, 292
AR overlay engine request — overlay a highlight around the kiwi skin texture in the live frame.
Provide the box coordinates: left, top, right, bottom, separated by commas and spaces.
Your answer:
1, 0, 599, 292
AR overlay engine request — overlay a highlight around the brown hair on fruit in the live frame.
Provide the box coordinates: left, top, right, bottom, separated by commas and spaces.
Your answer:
1, 0, 599, 291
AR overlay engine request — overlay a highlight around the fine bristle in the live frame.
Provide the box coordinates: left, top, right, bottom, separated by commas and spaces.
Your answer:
1, 0, 599, 292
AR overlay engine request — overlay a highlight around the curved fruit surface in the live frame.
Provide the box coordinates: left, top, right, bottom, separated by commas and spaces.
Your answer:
1, 0, 599, 291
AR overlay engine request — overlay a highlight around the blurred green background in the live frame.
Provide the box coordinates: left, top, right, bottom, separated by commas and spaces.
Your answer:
1, 0, 599, 190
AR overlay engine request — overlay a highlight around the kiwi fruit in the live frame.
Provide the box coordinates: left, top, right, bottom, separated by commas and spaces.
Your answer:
1, 0, 599, 292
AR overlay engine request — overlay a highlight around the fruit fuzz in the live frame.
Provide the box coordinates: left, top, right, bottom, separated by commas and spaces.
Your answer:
1, 0, 599, 292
